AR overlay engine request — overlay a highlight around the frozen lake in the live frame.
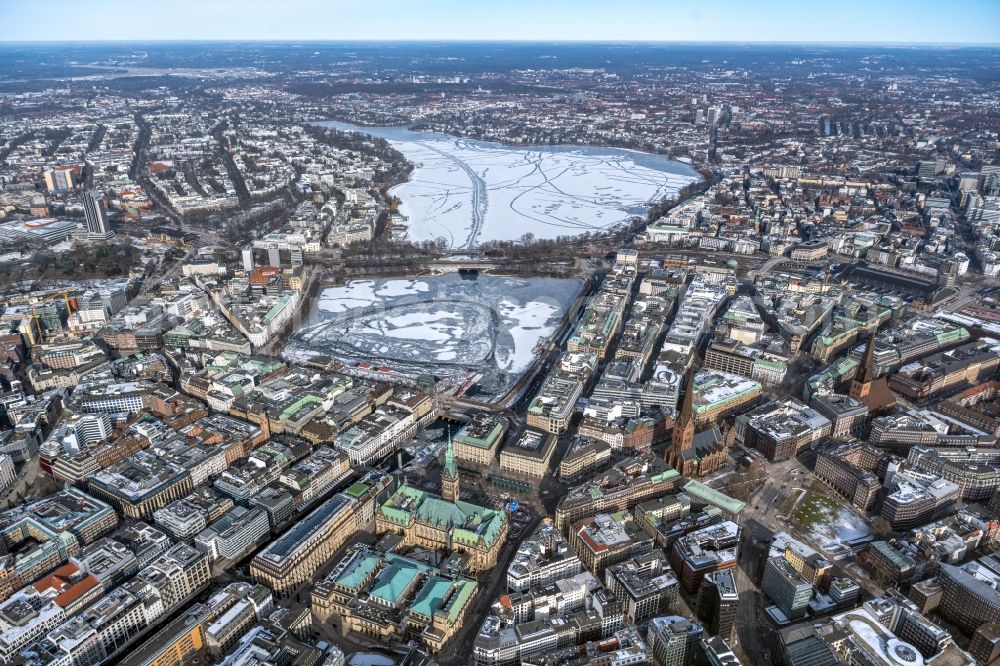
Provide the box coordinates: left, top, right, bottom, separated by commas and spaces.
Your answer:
285, 275, 582, 400
315, 120, 701, 248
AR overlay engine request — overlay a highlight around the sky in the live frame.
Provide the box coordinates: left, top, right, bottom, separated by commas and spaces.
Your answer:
1, 0, 998, 44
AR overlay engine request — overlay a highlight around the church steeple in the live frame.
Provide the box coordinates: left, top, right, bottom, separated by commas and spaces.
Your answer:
668, 366, 697, 473
850, 327, 878, 400
444, 427, 457, 478
441, 426, 460, 502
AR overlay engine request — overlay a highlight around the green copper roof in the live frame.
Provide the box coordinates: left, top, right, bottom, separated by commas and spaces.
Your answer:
871, 540, 915, 569
344, 482, 370, 499
936, 328, 969, 344
378, 485, 506, 548
439, 578, 477, 623
279, 394, 323, 421
262, 294, 293, 325
370, 560, 420, 606
410, 575, 453, 618
683, 479, 746, 515
649, 224, 690, 233
651, 469, 681, 484
335, 550, 382, 592
455, 421, 505, 448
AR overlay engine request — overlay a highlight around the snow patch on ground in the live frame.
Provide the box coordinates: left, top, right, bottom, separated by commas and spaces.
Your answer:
794, 489, 872, 553
347, 655, 395, 666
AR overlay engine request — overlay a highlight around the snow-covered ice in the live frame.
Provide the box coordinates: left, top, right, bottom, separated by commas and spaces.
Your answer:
316, 280, 380, 313
376, 278, 430, 297
287, 274, 581, 401
315, 121, 702, 248
497, 299, 559, 371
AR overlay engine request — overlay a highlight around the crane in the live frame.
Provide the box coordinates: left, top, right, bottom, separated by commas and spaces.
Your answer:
26, 291, 77, 344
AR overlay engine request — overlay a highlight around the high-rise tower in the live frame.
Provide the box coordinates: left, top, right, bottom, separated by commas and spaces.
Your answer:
82, 190, 112, 240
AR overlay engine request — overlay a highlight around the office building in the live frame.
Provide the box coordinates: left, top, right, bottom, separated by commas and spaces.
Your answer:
736, 398, 831, 462
809, 393, 868, 438
250, 493, 358, 597
137, 543, 212, 609
689, 369, 762, 425
701, 636, 743, 666
881, 469, 959, 530
865, 541, 917, 585
670, 521, 740, 594
332, 406, 417, 466
87, 452, 193, 520
43, 167, 76, 191
779, 592, 976, 666
500, 429, 557, 479
633, 495, 693, 549
906, 444, 1000, 501
938, 556, 1000, 634
890, 339, 1000, 402
558, 435, 612, 482
782, 540, 831, 589
696, 570, 738, 638
704, 339, 787, 387
605, 553, 679, 624
507, 521, 582, 593
202, 582, 273, 657
777, 624, 839, 666
680, 480, 745, 521
527, 376, 583, 434
453, 413, 508, 466
814, 441, 881, 511
970, 623, 1000, 665
194, 506, 270, 562
762, 557, 812, 621
0, 588, 69, 663
556, 454, 682, 530
241, 247, 254, 272
0, 489, 117, 599
570, 512, 654, 578
647, 615, 703, 666
153, 498, 210, 541
82, 190, 112, 240
119, 603, 211, 666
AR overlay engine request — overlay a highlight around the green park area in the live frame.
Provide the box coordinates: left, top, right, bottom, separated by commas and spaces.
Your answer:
791, 487, 842, 530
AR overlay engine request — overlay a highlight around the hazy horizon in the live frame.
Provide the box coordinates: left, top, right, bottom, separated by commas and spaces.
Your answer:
2, 39, 1000, 47
2, 0, 998, 45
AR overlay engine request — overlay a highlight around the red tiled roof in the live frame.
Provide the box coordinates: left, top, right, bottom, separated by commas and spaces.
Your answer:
33, 562, 80, 594
54, 575, 100, 608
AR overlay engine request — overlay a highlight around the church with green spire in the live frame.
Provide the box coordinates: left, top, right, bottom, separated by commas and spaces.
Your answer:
374, 428, 507, 572
441, 427, 460, 502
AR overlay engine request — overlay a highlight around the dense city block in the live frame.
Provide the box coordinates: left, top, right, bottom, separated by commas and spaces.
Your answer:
1, 38, 1000, 666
